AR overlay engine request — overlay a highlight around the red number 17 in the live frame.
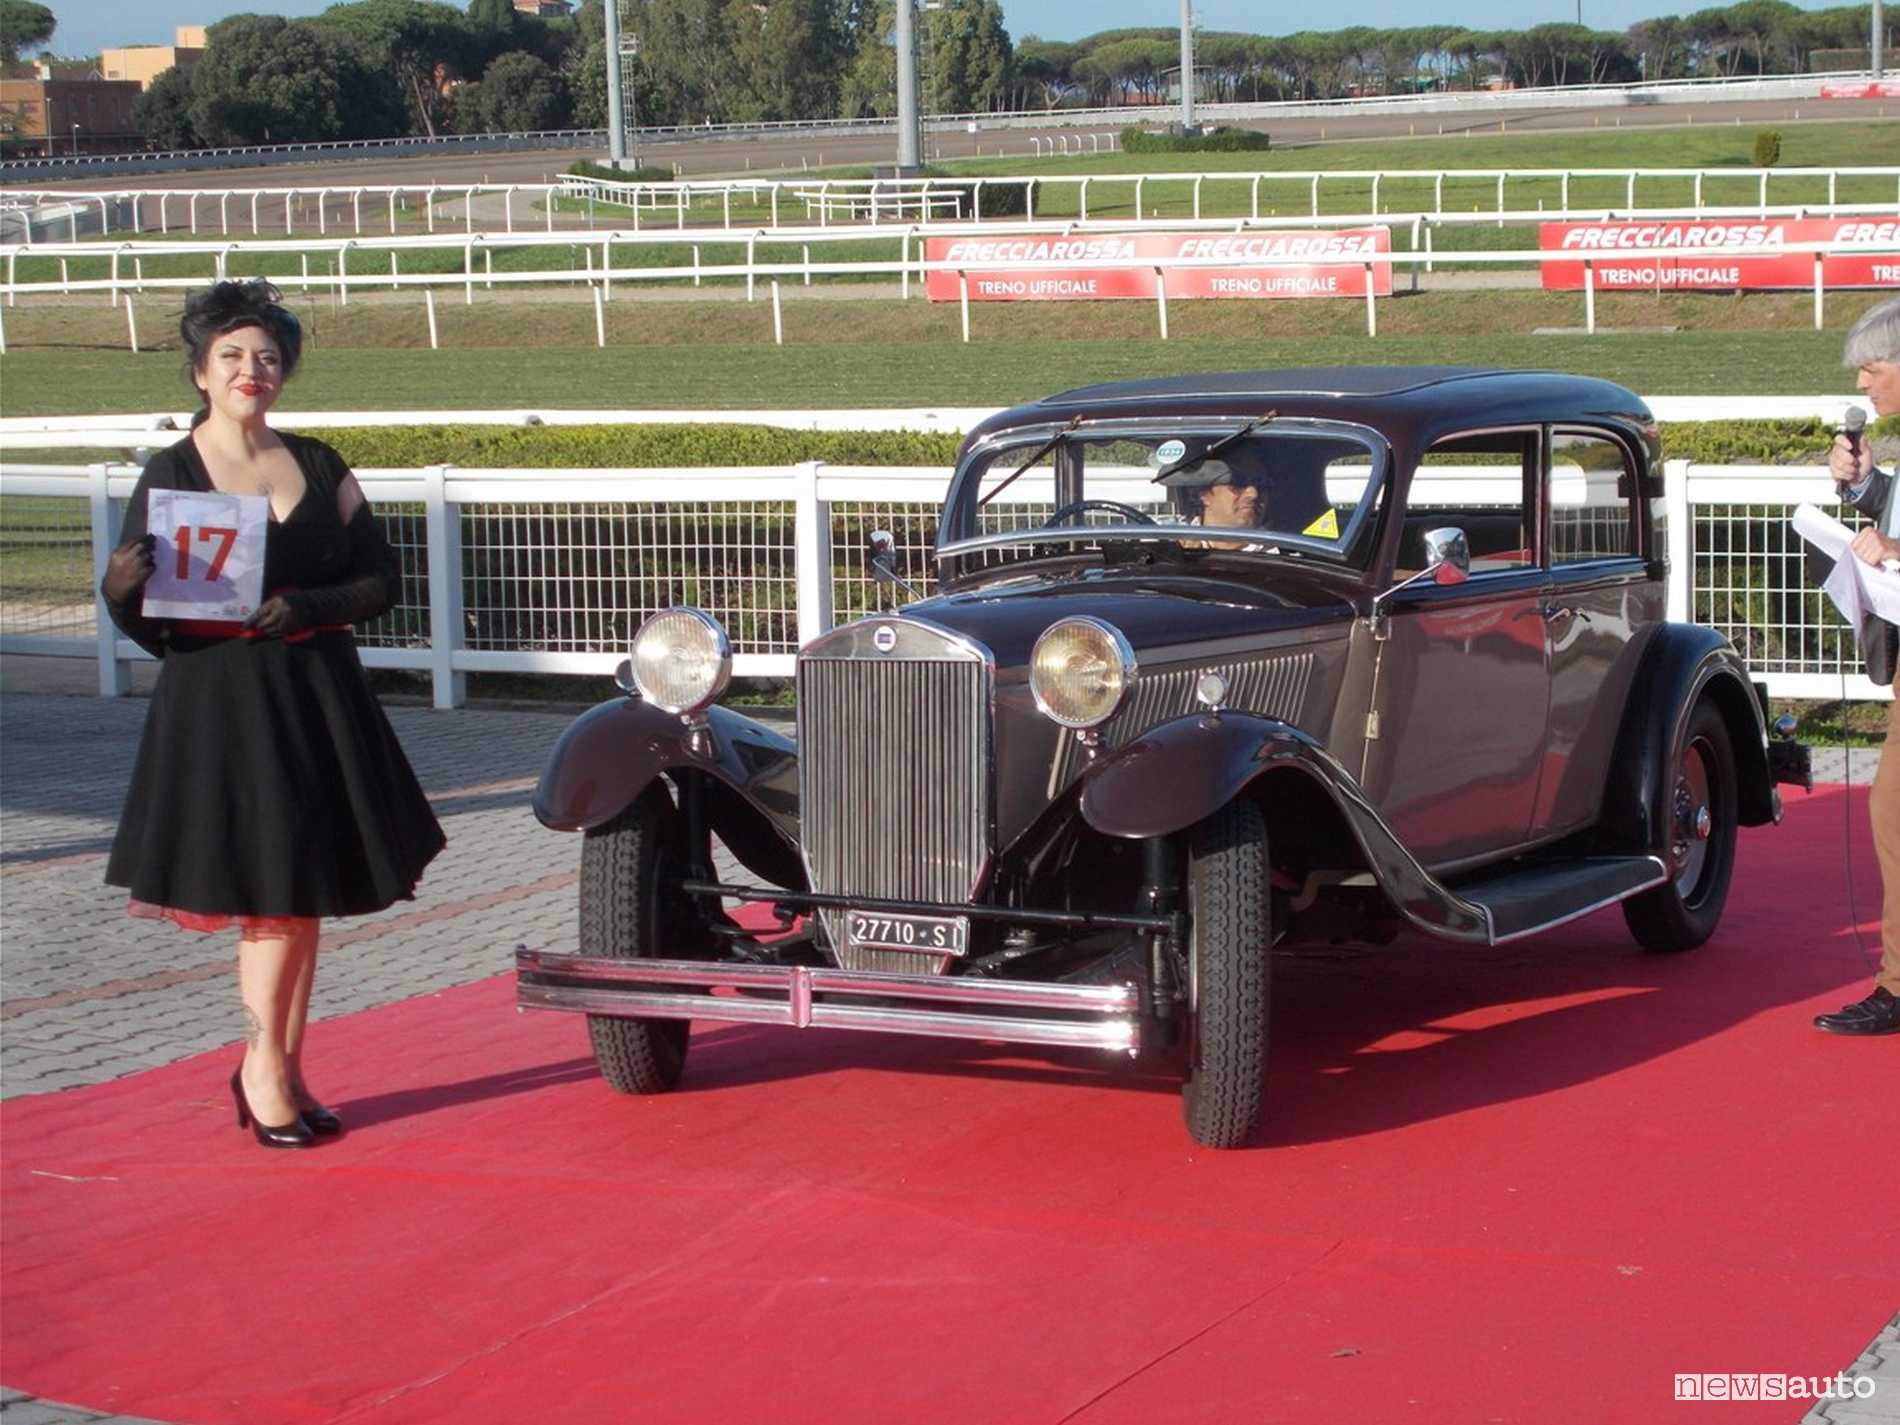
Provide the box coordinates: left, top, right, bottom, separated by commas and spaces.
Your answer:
174, 524, 239, 581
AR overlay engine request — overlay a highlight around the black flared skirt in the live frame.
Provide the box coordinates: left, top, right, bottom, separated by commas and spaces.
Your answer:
106, 629, 445, 923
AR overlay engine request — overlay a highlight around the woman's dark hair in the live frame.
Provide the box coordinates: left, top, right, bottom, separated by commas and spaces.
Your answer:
179, 279, 304, 392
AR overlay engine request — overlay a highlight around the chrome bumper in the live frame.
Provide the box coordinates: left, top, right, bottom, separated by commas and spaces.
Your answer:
515, 949, 1141, 1054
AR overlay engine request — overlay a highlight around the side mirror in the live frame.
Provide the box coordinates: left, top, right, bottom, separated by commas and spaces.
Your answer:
866, 529, 900, 584
1371, 525, 1471, 617
1421, 526, 1470, 585
865, 529, 921, 601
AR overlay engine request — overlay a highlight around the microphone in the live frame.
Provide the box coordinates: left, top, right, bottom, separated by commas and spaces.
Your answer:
1839, 406, 1869, 496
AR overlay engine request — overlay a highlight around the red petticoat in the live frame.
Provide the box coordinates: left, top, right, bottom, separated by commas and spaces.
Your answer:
127, 898, 315, 939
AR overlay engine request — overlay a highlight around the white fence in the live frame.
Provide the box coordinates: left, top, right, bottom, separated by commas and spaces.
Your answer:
2, 211, 1896, 353
0, 458, 1883, 707
8, 163, 1900, 243
0, 396, 1874, 450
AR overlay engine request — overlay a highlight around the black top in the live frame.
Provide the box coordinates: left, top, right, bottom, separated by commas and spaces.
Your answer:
104, 431, 401, 658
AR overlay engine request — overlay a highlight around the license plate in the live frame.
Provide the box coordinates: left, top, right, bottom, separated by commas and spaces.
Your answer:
845, 910, 970, 958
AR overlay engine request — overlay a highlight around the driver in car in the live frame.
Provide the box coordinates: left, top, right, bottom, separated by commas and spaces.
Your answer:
1159, 456, 1265, 542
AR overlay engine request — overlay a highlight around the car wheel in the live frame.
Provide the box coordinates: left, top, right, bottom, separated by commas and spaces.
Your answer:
1622, 700, 1738, 953
580, 784, 706, 1094
1181, 798, 1272, 1149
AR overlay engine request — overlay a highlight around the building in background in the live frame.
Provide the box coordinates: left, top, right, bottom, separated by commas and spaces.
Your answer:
0, 76, 141, 156
102, 27, 207, 91
513, 0, 574, 15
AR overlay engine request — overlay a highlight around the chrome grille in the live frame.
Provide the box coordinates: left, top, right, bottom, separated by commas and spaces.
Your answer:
1049, 653, 1315, 796
798, 628, 990, 975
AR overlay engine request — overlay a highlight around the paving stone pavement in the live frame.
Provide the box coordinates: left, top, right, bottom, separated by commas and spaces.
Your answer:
0, 678, 751, 1101
0, 663, 1892, 1425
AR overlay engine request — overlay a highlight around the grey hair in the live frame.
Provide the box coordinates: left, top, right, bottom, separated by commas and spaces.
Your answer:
1843, 296, 1900, 368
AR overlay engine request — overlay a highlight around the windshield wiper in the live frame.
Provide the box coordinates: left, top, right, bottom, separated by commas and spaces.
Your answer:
1150, 409, 1278, 485
980, 414, 1083, 508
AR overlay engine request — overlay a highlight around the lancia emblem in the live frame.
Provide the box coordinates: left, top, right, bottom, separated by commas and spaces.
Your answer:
873, 626, 898, 653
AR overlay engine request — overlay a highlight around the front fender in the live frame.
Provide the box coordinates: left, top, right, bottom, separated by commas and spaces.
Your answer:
1078, 712, 1310, 841
1076, 713, 1491, 943
533, 697, 804, 888
1597, 625, 1779, 855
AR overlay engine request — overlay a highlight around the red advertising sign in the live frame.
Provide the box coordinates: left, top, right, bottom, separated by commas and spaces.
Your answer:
1820, 82, 1900, 99
1539, 217, 1900, 291
923, 229, 1392, 301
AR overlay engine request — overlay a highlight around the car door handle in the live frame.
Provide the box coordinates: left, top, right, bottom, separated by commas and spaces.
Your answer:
1542, 603, 1576, 625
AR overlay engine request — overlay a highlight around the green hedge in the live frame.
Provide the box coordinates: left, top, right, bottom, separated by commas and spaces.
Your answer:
321, 423, 962, 469
313, 418, 1893, 471
1120, 125, 1271, 154
565, 159, 677, 185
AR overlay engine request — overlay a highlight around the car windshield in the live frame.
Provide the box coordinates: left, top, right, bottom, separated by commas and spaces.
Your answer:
938, 419, 1386, 574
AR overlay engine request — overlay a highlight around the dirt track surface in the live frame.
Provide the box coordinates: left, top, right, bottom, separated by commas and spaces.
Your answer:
11, 96, 1893, 194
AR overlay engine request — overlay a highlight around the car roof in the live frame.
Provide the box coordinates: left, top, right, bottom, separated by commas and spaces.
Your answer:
960, 366, 1653, 456
1036, 366, 1509, 404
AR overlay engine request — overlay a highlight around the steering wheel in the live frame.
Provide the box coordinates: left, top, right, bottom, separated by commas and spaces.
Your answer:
1043, 499, 1157, 528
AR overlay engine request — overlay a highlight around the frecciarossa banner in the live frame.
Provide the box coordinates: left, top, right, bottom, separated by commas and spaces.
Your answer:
1540, 217, 1900, 291
923, 228, 1392, 301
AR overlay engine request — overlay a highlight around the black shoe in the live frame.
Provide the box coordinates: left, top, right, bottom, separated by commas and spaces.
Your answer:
230, 1069, 315, 1148
1813, 985, 1900, 1036
297, 1102, 342, 1136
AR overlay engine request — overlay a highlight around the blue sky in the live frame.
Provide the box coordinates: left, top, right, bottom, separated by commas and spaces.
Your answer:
42, 0, 1848, 59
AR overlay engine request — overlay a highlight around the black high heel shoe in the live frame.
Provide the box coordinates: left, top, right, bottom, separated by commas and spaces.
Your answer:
230, 1068, 314, 1149
297, 1101, 342, 1136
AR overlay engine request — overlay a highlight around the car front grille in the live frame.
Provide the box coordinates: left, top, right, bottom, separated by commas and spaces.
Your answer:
1048, 652, 1316, 796
797, 623, 991, 975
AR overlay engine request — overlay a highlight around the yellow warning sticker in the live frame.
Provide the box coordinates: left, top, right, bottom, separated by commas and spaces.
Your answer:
1302, 509, 1340, 539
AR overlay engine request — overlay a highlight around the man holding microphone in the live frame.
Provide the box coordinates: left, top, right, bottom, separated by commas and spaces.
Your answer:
1817, 295, 1900, 1035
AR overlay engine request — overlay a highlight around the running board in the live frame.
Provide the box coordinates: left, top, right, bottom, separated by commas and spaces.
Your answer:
1447, 855, 1670, 944
515, 950, 1142, 1054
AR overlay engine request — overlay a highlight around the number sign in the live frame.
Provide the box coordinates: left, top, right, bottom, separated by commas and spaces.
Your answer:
141, 489, 269, 622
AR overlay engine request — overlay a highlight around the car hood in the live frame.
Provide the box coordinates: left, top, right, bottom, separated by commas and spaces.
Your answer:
900, 570, 1357, 667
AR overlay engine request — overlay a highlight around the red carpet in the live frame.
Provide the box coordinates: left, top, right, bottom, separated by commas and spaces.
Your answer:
3, 785, 1895, 1424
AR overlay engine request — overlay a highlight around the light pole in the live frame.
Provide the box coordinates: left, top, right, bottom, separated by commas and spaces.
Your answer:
895, 0, 920, 173
603, 0, 634, 169
1179, 0, 1196, 130
1875, 0, 1886, 79
70, 123, 78, 156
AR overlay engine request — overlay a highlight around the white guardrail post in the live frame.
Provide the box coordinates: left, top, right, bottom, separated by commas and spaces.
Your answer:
89, 460, 130, 695
794, 461, 835, 646
1664, 458, 1693, 625
422, 464, 466, 708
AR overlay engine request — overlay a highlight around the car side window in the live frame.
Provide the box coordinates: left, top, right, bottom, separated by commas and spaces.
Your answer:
1400, 429, 1538, 577
1549, 430, 1637, 566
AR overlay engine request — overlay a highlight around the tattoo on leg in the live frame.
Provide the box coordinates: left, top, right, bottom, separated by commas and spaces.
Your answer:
241, 1006, 263, 1048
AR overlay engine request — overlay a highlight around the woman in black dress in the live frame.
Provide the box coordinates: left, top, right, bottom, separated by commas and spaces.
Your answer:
101, 280, 445, 1148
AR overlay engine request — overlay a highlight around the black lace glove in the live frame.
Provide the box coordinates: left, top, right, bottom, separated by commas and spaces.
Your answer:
102, 533, 157, 604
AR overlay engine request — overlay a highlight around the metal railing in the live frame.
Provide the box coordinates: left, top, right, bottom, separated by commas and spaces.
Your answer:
0, 459, 1884, 707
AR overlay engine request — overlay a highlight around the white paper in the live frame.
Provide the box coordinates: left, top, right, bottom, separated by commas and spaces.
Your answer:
141, 488, 268, 622
1792, 502, 1900, 630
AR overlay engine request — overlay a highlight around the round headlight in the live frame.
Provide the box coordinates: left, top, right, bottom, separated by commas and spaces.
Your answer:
630, 608, 731, 716
1030, 617, 1137, 730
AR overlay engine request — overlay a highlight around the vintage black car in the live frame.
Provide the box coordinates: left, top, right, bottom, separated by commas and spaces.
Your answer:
515, 367, 1809, 1148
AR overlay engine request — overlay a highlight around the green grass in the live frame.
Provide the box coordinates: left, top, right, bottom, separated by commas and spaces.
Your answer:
0, 495, 92, 604
0, 325, 1870, 417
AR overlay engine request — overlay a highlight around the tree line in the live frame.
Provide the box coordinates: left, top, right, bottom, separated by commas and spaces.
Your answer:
25, 0, 1880, 151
